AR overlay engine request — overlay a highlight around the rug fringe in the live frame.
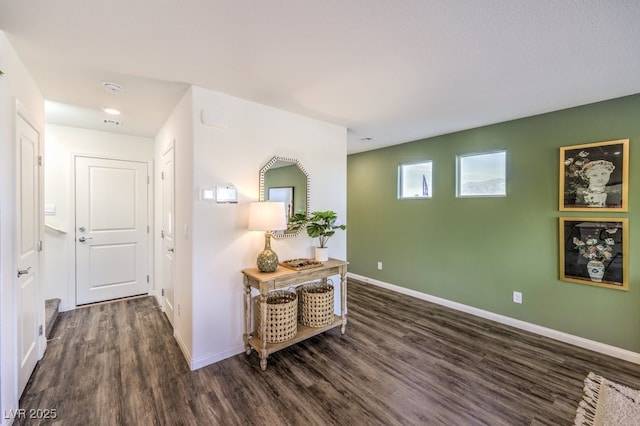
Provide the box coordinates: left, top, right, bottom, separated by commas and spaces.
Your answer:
574, 372, 603, 426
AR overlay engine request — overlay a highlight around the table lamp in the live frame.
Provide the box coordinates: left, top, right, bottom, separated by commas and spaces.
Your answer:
248, 201, 287, 272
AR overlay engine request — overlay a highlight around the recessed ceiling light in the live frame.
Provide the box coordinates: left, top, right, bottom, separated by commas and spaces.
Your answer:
361, 137, 374, 142
102, 82, 124, 94
103, 119, 121, 126
102, 107, 121, 115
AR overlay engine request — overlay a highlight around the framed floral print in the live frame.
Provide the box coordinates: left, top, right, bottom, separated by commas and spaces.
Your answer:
560, 139, 629, 211
559, 217, 628, 291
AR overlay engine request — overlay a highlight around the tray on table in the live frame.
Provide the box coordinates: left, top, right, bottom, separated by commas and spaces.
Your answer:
279, 258, 323, 271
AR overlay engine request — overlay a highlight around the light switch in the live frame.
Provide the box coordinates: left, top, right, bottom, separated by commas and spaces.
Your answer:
200, 188, 215, 201
44, 204, 56, 215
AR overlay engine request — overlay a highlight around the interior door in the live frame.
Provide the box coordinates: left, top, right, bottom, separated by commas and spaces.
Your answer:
161, 144, 175, 326
75, 157, 149, 305
16, 113, 40, 396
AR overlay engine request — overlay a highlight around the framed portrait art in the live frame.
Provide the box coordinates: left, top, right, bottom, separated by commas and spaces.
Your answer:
559, 139, 629, 211
559, 217, 628, 291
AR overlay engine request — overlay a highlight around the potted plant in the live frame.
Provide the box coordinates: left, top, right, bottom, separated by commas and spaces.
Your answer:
289, 210, 346, 261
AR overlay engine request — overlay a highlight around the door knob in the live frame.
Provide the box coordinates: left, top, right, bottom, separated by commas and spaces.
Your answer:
17, 267, 31, 277
78, 236, 93, 242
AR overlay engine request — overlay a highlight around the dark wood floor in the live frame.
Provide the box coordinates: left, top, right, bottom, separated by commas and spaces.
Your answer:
17, 279, 640, 425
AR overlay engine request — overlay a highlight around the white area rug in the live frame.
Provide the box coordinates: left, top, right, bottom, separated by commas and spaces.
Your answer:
575, 372, 640, 425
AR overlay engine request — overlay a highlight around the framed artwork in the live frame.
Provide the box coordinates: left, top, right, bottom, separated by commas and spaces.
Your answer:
559, 217, 628, 291
398, 160, 433, 199
559, 139, 629, 211
456, 150, 506, 197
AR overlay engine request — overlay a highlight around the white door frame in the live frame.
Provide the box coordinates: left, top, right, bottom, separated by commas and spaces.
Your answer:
160, 141, 175, 326
68, 153, 153, 309
14, 100, 45, 396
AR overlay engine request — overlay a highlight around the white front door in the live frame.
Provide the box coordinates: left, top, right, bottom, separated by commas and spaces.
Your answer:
161, 145, 175, 326
75, 157, 149, 305
16, 113, 41, 396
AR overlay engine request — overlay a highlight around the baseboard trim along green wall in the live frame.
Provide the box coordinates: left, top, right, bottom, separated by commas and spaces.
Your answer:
347, 93, 640, 354
349, 273, 640, 364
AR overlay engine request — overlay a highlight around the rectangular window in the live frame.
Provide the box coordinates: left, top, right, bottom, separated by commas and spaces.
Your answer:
456, 150, 506, 197
398, 161, 433, 199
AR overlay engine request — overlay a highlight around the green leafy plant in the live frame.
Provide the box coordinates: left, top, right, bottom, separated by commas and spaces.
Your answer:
289, 210, 346, 248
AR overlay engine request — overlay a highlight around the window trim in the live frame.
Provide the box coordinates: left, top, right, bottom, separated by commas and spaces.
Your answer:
456, 150, 507, 198
398, 160, 433, 200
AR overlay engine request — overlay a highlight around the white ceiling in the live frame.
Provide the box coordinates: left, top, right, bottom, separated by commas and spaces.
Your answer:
1, 0, 639, 154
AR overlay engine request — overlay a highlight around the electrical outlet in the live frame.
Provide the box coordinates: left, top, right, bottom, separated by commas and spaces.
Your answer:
513, 291, 522, 304
177, 303, 181, 317
377, 261, 383, 270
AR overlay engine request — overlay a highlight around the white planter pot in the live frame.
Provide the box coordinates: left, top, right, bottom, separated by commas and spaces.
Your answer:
315, 247, 329, 262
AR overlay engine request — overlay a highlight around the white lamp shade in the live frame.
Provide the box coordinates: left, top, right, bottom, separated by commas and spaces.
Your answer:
248, 202, 287, 231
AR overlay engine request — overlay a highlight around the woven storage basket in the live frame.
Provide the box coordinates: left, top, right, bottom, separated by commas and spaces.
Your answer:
298, 280, 334, 327
256, 290, 298, 343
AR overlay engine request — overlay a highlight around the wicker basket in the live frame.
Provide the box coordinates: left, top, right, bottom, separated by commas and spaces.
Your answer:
298, 281, 334, 327
256, 290, 298, 343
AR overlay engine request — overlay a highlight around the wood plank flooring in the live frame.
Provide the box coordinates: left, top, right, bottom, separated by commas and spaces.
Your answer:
16, 279, 640, 425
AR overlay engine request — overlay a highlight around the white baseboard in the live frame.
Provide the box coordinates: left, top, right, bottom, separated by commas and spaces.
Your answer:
151, 292, 163, 310
348, 273, 640, 365
174, 328, 244, 371
189, 345, 246, 371
173, 329, 193, 368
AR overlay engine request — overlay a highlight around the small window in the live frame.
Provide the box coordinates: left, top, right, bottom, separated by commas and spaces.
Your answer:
398, 161, 433, 199
456, 150, 506, 197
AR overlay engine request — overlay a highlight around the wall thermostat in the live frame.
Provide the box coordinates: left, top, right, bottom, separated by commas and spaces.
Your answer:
215, 185, 238, 203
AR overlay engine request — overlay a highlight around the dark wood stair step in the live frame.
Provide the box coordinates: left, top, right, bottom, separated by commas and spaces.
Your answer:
44, 298, 61, 339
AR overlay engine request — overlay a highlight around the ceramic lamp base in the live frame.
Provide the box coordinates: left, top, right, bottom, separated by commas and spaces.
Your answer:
257, 232, 279, 272
257, 248, 279, 272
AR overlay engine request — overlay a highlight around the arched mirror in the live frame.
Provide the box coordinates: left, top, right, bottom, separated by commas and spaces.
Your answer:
259, 156, 309, 239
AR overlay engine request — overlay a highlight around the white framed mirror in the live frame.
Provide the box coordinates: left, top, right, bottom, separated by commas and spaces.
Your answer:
259, 156, 310, 239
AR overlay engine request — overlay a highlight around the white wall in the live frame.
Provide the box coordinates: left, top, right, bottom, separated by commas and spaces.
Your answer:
43, 124, 155, 311
154, 86, 347, 369
189, 86, 347, 368
0, 31, 45, 425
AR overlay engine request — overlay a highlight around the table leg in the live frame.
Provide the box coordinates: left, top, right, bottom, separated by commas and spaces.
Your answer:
259, 292, 268, 369
243, 282, 252, 355
340, 267, 347, 334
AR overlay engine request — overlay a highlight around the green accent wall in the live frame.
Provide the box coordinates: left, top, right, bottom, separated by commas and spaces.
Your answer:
347, 94, 640, 352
